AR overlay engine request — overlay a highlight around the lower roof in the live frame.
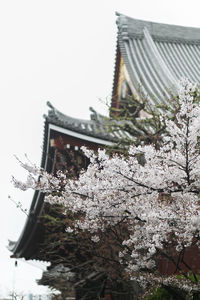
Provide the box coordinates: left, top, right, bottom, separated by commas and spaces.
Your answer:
44, 101, 132, 143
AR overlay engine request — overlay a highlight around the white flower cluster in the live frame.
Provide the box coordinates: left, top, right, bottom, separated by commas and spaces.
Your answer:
14, 79, 200, 292
12, 159, 61, 193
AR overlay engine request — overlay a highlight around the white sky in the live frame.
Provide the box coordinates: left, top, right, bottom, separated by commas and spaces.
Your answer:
1, 0, 200, 296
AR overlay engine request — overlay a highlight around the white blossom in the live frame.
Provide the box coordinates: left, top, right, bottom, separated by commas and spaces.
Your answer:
65, 227, 74, 233
13, 79, 200, 292
91, 235, 100, 243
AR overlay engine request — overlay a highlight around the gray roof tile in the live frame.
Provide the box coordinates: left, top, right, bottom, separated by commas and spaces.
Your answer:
45, 101, 124, 143
116, 13, 200, 104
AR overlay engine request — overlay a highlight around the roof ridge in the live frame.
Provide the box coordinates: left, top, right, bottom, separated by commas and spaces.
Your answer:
116, 12, 200, 30
116, 13, 200, 42
143, 27, 178, 87
46, 101, 95, 125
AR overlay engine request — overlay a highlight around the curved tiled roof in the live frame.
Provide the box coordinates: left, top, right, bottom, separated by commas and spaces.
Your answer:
116, 13, 200, 105
44, 101, 133, 143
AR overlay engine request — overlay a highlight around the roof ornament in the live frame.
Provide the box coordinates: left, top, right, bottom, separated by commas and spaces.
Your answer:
45, 101, 59, 120
115, 11, 121, 16
46, 101, 55, 110
89, 107, 104, 124
117, 15, 129, 41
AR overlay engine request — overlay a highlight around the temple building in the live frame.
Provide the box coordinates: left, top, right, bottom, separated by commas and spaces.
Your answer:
9, 13, 200, 299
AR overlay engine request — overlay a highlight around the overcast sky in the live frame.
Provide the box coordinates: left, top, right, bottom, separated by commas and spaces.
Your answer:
1, 0, 200, 297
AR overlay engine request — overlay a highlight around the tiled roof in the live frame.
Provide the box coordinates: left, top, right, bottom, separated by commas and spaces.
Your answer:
116, 12, 200, 105
45, 101, 133, 143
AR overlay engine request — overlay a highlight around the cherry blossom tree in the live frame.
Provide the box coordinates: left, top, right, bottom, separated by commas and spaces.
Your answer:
13, 79, 200, 298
